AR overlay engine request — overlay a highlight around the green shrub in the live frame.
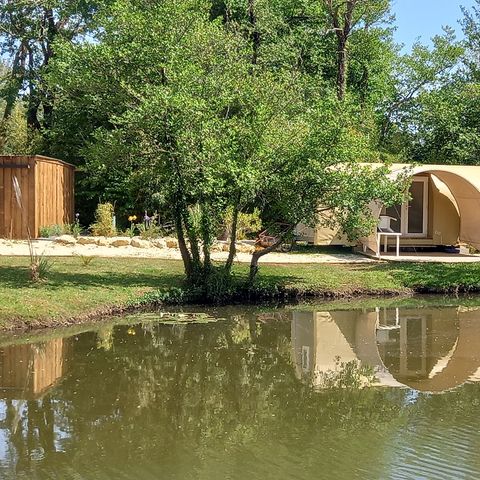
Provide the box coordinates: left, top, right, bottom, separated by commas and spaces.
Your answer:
70, 214, 83, 238
138, 222, 161, 239
135, 212, 161, 239
39, 220, 83, 238
223, 207, 262, 240
79, 255, 95, 267
39, 224, 64, 238
90, 203, 117, 237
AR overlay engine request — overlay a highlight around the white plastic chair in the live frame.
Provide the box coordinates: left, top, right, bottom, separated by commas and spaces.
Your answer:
378, 215, 396, 233
376, 216, 401, 257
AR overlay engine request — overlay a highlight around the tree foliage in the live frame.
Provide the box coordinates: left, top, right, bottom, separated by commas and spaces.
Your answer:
46, 0, 405, 290
7, 0, 479, 291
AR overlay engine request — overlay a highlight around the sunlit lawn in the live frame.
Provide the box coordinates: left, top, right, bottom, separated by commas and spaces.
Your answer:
1, 255, 480, 329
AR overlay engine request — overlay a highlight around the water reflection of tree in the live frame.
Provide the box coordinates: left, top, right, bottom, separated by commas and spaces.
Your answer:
2, 314, 478, 478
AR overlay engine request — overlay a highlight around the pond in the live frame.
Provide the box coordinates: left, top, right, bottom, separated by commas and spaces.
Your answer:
0, 299, 479, 479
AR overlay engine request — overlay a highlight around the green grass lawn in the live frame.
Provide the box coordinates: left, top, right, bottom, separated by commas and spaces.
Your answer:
1, 255, 480, 330
0, 257, 185, 328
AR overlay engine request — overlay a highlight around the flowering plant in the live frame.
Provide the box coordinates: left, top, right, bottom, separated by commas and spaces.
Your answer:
125, 214, 138, 237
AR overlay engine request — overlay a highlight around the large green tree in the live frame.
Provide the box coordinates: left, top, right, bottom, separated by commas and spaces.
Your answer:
0, 0, 107, 138
379, 29, 464, 157
49, 0, 404, 293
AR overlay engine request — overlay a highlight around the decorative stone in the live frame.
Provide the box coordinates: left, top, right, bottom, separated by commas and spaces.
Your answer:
96, 236, 109, 246
77, 236, 97, 245
165, 238, 179, 249
54, 235, 76, 245
236, 243, 255, 254
210, 242, 224, 252
131, 238, 152, 249
109, 237, 132, 247
151, 238, 166, 249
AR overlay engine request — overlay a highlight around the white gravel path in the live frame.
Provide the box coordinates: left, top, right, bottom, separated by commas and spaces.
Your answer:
0, 239, 374, 264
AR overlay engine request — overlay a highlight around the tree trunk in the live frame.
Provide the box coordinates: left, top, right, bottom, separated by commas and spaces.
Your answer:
42, 92, 55, 131
200, 206, 213, 277
324, 0, 356, 101
3, 44, 27, 121
336, 35, 347, 101
248, 230, 291, 284
174, 207, 194, 279
248, 0, 260, 65
26, 46, 41, 130
225, 204, 240, 273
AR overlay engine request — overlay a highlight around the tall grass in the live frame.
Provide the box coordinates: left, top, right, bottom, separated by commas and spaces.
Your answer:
12, 176, 52, 282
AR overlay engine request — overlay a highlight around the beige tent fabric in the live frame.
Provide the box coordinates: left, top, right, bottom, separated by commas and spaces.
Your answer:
354, 164, 480, 250
309, 163, 480, 249
390, 165, 480, 250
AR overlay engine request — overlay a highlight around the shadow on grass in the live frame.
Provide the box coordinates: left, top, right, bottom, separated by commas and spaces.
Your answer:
0, 265, 186, 290
289, 245, 355, 256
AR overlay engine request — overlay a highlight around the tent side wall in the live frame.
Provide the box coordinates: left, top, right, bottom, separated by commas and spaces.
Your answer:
0, 156, 36, 239
35, 156, 75, 237
310, 172, 461, 248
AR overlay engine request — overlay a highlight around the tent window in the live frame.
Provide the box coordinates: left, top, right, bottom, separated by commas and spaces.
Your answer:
383, 178, 429, 238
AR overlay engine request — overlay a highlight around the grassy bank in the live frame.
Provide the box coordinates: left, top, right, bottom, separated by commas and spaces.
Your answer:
1, 256, 480, 330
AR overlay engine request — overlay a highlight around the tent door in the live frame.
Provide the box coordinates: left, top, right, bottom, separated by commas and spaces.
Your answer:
384, 177, 429, 238
404, 177, 428, 237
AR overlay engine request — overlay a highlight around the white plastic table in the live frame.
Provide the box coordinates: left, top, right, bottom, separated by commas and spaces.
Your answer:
376, 231, 401, 258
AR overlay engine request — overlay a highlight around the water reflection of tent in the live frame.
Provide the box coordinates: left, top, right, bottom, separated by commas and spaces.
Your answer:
291, 307, 480, 393
0, 338, 69, 400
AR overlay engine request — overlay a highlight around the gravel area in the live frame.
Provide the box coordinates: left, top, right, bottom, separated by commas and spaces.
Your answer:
0, 238, 374, 264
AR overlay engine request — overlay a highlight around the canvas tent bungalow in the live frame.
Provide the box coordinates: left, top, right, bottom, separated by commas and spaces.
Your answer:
291, 307, 480, 393
301, 164, 480, 255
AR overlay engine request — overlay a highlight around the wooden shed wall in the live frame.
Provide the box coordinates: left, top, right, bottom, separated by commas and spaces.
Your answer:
0, 155, 74, 239
0, 338, 68, 400
0, 156, 36, 239
35, 156, 75, 236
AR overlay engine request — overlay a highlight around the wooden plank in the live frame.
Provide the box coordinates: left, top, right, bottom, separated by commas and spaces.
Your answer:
4, 166, 12, 239
36, 160, 42, 231
30, 157, 37, 236
47, 162, 52, 225
0, 158, 4, 237
38, 159, 46, 230
52, 163, 57, 225
20, 162, 28, 238
0, 164, 29, 169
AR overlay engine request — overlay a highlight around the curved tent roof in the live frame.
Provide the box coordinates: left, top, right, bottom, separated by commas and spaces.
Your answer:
371, 163, 480, 250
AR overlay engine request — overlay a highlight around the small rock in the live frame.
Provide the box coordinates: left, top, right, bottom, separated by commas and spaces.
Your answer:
236, 243, 255, 254
151, 238, 166, 249
131, 238, 152, 249
77, 236, 97, 245
96, 236, 109, 246
110, 237, 131, 247
165, 237, 179, 249
54, 235, 76, 246
210, 242, 224, 252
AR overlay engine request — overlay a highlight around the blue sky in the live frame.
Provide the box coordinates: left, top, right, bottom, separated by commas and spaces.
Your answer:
391, 0, 477, 50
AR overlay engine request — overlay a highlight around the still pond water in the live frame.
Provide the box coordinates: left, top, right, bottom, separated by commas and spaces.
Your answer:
0, 300, 480, 479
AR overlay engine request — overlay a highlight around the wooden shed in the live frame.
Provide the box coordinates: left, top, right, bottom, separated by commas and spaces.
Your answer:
0, 338, 70, 400
0, 155, 75, 239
